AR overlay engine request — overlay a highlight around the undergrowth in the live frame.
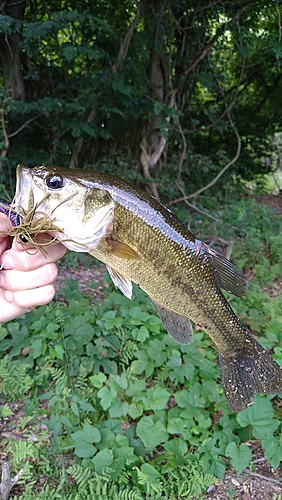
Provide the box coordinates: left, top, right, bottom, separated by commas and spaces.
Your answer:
0, 198, 281, 499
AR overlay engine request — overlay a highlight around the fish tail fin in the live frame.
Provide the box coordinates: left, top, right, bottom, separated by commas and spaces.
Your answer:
219, 334, 282, 412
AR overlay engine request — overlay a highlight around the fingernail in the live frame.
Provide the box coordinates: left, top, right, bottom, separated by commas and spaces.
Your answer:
1, 253, 14, 270
4, 290, 13, 303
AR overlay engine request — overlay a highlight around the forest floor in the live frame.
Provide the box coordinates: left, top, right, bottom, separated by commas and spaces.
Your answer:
0, 197, 281, 499
52, 195, 282, 500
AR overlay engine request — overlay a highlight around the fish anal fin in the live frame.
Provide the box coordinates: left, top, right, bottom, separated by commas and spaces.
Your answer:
219, 334, 282, 412
106, 265, 132, 299
106, 237, 141, 260
152, 300, 193, 345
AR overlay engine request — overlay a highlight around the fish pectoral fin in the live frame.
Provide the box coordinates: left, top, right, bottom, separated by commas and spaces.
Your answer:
106, 238, 141, 260
152, 300, 193, 345
211, 250, 247, 297
106, 265, 132, 299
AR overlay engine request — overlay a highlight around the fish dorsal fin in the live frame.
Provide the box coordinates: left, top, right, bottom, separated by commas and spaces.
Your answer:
152, 300, 193, 345
106, 238, 141, 260
211, 250, 247, 297
106, 265, 132, 299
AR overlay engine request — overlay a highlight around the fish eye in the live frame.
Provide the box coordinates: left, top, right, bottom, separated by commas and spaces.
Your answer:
46, 174, 64, 190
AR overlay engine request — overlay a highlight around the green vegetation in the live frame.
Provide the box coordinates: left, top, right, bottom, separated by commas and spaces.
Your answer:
0, 1, 282, 497
1, 0, 282, 200
0, 198, 281, 499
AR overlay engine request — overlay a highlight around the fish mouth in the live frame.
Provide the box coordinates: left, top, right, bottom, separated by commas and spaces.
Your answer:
14, 164, 35, 214
9, 165, 63, 251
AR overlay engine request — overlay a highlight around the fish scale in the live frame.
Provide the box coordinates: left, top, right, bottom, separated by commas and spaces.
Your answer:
93, 201, 244, 353
13, 164, 282, 412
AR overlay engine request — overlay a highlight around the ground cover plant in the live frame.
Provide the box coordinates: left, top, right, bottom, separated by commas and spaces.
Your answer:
0, 197, 281, 499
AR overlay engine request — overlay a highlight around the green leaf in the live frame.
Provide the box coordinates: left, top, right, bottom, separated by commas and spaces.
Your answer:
97, 386, 117, 410
164, 438, 188, 458
89, 372, 107, 388
0, 323, 29, 355
140, 463, 160, 481
144, 386, 170, 410
132, 325, 149, 342
236, 397, 280, 439
71, 423, 101, 458
128, 403, 144, 419
63, 44, 78, 62
92, 449, 113, 474
0, 326, 8, 341
108, 399, 129, 418
262, 433, 282, 470
147, 340, 167, 367
126, 379, 146, 398
175, 385, 206, 416
226, 442, 252, 474
131, 351, 154, 377
71, 401, 79, 417
167, 417, 193, 441
23, 21, 54, 39
199, 439, 227, 479
73, 441, 96, 458
136, 416, 168, 449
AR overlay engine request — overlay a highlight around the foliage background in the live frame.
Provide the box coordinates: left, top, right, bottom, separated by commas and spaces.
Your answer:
0, 0, 282, 199
0, 0, 282, 498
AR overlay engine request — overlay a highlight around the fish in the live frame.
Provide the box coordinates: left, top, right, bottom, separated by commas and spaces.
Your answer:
13, 164, 282, 412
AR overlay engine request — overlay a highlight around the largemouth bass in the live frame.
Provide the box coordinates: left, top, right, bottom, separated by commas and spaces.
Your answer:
13, 164, 282, 412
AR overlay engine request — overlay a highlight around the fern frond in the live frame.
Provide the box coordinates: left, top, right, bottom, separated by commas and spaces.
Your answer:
7, 439, 40, 467
0, 403, 14, 418
162, 463, 215, 498
0, 360, 33, 399
269, 234, 282, 264
74, 366, 92, 398
121, 340, 138, 365
66, 464, 93, 490
117, 488, 144, 500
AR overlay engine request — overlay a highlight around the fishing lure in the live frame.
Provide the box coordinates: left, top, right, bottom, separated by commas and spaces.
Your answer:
0, 202, 21, 227
0, 201, 61, 250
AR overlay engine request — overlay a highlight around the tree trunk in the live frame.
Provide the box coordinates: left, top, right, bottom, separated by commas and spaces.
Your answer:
0, 0, 26, 100
140, 0, 168, 199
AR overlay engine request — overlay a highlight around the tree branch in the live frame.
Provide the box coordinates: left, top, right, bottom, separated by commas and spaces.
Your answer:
0, 108, 9, 172
174, 120, 220, 222
276, 0, 281, 42
112, 0, 146, 74
69, 105, 100, 169
0, 462, 24, 500
170, 112, 241, 204
174, 32, 221, 97
8, 114, 42, 138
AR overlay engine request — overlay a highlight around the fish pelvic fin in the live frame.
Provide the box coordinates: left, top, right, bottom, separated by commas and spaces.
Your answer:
219, 334, 282, 412
106, 265, 132, 299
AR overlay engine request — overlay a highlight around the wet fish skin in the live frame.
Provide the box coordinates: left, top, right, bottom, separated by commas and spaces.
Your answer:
14, 164, 282, 412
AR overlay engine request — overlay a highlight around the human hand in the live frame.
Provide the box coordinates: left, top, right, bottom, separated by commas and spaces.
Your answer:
0, 213, 67, 322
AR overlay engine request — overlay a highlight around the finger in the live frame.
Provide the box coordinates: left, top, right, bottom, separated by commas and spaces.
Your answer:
0, 263, 59, 291
11, 232, 57, 251
0, 214, 12, 253
4, 284, 56, 311
0, 288, 33, 322
1, 241, 66, 271
0, 213, 11, 235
